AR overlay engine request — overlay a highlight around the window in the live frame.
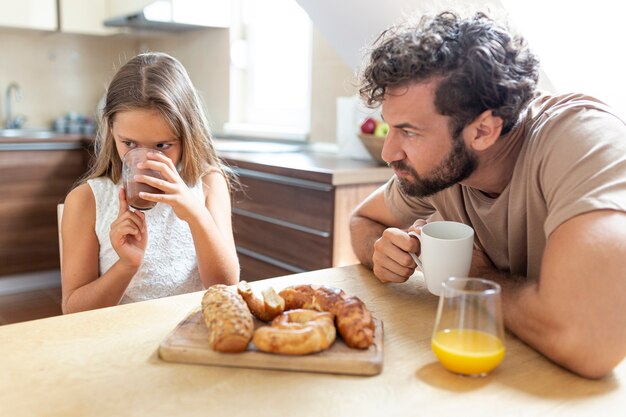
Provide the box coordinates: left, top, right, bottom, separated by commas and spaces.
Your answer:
225, 0, 313, 141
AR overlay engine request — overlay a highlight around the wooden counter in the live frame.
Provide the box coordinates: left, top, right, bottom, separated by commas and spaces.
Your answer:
218, 147, 392, 186
0, 133, 89, 148
0, 265, 623, 416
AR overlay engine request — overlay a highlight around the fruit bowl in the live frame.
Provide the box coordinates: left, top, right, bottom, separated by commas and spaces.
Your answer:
358, 134, 386, 165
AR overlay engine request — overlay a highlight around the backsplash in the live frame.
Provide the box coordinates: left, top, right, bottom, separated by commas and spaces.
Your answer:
0, 29, 139, 129
0, 26, 354, 144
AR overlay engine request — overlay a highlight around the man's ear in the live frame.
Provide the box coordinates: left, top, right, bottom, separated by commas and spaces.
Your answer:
466, 110, 503, 151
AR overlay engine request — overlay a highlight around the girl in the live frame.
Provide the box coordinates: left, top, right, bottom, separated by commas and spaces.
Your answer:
61, 52, 239, 313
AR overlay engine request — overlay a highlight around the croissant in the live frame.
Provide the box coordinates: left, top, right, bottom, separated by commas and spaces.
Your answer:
278, 285, 375, 349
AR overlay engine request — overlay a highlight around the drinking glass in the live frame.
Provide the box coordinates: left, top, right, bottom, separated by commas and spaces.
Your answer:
122, 148, 164, 211
431, 277, 506, 376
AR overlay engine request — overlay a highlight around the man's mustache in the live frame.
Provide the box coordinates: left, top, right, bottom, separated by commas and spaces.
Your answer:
389, 161, 411, 171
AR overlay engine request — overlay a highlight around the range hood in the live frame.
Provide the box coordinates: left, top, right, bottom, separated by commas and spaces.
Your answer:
104, 0, 230, 32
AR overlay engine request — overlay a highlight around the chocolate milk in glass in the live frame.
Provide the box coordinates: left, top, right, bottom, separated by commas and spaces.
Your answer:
122, 148, 164, 210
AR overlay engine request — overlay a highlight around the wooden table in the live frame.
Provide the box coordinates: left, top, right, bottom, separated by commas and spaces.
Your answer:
1, 265, 624, 416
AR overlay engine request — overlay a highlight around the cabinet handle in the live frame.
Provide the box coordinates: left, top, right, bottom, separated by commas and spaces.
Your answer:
233, 168, 334, 192
236, 246, 307, 273
233, 208, 330, 238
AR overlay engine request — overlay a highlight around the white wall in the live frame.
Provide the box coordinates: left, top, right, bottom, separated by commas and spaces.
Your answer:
296, 0, 626, 115
295, 0, 503, 71
502, 0, 625, 116
0, 29, 139, 129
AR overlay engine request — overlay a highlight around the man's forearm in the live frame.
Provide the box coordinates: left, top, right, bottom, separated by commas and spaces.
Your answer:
475, 268, 567, 363
349, 214, 387, 269
475, 265, 614, 379
472, 211, 626, 379
473, 268, 544, 340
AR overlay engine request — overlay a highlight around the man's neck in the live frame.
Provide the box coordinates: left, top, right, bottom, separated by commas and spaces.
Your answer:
462, 124, 526, 197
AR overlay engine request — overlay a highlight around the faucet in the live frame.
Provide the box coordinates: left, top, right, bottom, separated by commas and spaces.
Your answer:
5, 82, 26, 129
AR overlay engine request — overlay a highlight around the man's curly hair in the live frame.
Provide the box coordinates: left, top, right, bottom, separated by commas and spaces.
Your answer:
359, 11, 539, 135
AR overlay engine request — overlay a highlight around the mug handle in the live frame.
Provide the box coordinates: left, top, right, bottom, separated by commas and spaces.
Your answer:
408, 230, 423, 271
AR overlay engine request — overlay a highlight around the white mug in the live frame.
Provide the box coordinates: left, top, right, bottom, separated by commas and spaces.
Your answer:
408, 221, 474, 296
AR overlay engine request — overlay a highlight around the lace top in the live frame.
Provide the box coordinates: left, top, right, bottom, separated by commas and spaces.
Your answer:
87, 177, 204, 304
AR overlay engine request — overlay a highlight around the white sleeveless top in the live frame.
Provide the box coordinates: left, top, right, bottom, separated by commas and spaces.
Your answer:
87, 177, 204, 304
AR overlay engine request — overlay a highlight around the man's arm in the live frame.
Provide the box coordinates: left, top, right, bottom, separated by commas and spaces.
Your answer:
472, 209, 626, 379
350, 185, 421, 282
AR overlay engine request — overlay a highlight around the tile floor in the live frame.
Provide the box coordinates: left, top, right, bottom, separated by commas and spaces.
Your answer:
0, 286, 63, 325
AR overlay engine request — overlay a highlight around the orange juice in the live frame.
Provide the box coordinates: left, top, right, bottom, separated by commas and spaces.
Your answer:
432, 328, 505, 375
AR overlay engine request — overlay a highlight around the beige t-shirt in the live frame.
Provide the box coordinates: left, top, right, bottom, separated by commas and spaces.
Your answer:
384, 92, 626, 279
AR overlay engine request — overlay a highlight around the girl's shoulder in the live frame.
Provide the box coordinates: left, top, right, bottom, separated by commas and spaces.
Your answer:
63, 182, 97, 229
86, 176, 118, 194
66, 177, 117, 213
200, 168, 230, 196
65, 182, 95, 210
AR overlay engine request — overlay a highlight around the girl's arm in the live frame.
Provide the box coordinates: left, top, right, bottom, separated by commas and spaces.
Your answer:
61, 184, 147, 313
137, 153, 239, 287
189, 170, 240, 287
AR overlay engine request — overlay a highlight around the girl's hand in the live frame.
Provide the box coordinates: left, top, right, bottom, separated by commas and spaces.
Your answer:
135, 152, 206, 223
110, 188, 148, 269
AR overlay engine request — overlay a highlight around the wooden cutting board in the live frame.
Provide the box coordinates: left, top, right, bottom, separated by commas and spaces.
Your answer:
158, 308, 384, 376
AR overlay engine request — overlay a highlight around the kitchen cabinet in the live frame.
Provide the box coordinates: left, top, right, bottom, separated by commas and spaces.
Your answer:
0, 0, 57, 31
0, 135, 92, 277
219, 148, 393, 281
60, 0, 118, 35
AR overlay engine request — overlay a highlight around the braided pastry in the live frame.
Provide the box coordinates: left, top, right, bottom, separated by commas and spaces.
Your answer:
253, 309, 336, 355
201, 285, 254, 353
278, 285, 375, 349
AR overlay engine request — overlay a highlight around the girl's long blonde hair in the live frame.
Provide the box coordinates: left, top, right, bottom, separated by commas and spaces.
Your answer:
84, 52, 226, 186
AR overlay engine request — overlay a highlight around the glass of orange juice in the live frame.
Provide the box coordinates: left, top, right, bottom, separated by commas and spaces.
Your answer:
431, 277, 505, 377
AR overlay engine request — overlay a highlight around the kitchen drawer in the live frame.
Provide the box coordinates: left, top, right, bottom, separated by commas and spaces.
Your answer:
237, 250, 297, 282
233, 168, 334, 232
233, 212, 332, 271
0, 148, 90, 276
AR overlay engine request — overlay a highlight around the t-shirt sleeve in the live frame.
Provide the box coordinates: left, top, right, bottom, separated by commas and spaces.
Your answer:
383, 176, 437, 228
538, 105, 626, 236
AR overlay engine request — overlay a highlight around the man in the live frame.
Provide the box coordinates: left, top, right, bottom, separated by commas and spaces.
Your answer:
350, 11, 626, 379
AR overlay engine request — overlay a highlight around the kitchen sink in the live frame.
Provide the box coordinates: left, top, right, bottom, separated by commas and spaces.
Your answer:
0, 128, 60, 139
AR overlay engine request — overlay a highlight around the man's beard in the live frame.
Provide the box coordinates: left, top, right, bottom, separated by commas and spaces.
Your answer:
391, 134, 477, 198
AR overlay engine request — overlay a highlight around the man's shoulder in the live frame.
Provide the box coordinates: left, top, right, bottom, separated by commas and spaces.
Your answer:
526, 91, 623, 129
521, 91, 625, 153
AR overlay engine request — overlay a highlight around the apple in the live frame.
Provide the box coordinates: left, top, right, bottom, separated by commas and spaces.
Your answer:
360, 117, 377, 134
374, 122, 389, 137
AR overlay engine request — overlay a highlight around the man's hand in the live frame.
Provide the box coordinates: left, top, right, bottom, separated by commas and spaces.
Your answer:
372, 227, 421, 283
